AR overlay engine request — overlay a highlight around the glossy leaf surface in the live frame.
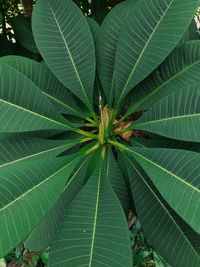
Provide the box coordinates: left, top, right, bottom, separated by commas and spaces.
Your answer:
25, 157, 90, 251
105, 149, 129, 214
0, 63, 74, 132
97, 0, 135, 104
0, 155, 81, 256
48, 161, 132, 267
0, 56, 85, 117
127, 147, 200, 234
0, 137, 80, 166
127, 157, 200, 267
133, 86, 200, 142
33, 0, 96, 110
128, 41, 200, 113
114, 0, 199, 106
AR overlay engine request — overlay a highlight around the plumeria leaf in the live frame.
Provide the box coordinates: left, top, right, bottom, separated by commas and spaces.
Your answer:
133, 85, 200, 142
48, 161, 132, 267
0, 154, 82, 256
114, 0, 199, 107
0, 63, 75, 132
128, 41, 200, 114
32, 0, 96, 111
0, 56, 86, 117
25, 156, 90, 251
127, 157, 200, 267
127, 146, 200, 234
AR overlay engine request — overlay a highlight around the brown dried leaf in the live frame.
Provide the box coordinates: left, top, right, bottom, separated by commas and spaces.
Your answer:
113, 121, 134, 141
101, 104, 109, 129
128, 210, 137, 228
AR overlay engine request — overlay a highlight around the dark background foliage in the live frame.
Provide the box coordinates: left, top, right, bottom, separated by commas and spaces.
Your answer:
0, 0, 126, 59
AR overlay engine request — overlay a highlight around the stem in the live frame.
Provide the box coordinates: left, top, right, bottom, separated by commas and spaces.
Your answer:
85, 117, 97, 125
112, 125, 132, 136
91, 111, 99, 126
101, 145, 107, 159
112, 115, 125, 128
76, 129, 98, 139
85, 142, 100, 155
91, 129, 98, 134
79, 137, 93, 143
82, 123, 96, 127
108, 140, 126, 150
107, 108, 118, 135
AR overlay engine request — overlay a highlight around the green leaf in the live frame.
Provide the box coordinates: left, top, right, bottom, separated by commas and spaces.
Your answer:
0, 137, 80, 166
127, 157, 200, 267
11, 14, 38, 54
117, 151, 130, 186
0, 56, 85, 117
0, 154, 82, 256
179, 20, 199, 45
86, 17, 100, 45
48, 161, 132, 267
0, 129, 64, 141
32, 0, 96, 110
114, 0, 199, 107
130, 135, 200, 153
97, 0, 136, 105
0, 63, 74, 132
128, 41, 200, 113
105, 149, 129, 214
25, 156, 90, 251
133, 85, 200, 142
127, 147, 200, 235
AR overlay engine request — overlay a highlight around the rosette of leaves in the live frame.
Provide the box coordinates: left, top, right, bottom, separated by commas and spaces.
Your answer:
0, 0, 200, 266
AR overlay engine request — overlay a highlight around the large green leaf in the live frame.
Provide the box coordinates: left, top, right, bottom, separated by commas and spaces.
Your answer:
127, 157, 200, 267
105, 149, 129, 214
127, 147, 200, 234
32, 0, 96, 110
0, 63, 74, 132
132, 85, 200, 142
11, 15, 38, 54
0, 154, 82, 256
97, 0, 136, 105
0, 56, 85, 117
114, 0, 199, 107
48, 161, 132, 267
0, 129, 64, 141
86, 17, 100, 45
0, 137, 80, 167
130, 135, 200, 153
25, 156, 90, 251
128, 41, 200, 113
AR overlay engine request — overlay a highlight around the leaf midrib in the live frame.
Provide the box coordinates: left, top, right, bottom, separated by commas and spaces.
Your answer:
89, 165, 102, 266
127, 157, 200, 258
63, 157, 88, 191
0, 158, 78, 213
0, 141, 76, 168
47, 0, 90, 108
133, 58, 200, 110
118, 0, 174, 103
43, 92, 81, 116
0, 98, 69, 130
134, 113, 200, 128
127, 147, 200, 193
